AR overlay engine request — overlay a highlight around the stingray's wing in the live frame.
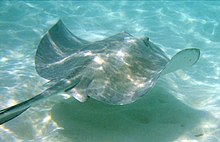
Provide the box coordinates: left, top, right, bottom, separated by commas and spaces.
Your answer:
161, 48, 200, 75
79, 32, 135, 52
35, 20, 90, 80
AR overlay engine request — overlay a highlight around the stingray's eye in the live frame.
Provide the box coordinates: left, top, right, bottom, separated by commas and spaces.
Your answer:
143, 37, 150, 46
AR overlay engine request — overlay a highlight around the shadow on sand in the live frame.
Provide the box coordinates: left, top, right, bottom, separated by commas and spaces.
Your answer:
51, 80, 209, 142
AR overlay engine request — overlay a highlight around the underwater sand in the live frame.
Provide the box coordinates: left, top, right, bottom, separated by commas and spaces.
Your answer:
0, 1, 220, 142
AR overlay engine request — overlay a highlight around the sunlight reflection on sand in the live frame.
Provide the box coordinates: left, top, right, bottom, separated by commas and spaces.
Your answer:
0, 1, 220, 142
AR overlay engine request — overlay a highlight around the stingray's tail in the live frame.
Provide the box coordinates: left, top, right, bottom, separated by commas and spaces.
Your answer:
0, 87, 57, 125
0, 102, 30, 125
0, 78, 80, 125
0, 93, 44, 125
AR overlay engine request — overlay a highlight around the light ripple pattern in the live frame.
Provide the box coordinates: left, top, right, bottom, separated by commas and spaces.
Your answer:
0, 1, 220, 142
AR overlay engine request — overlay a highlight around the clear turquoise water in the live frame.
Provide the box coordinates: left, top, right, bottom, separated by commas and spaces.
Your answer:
0, 1, 220, 142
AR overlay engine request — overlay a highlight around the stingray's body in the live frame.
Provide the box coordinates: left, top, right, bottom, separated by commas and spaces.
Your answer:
0, 20, 200, 124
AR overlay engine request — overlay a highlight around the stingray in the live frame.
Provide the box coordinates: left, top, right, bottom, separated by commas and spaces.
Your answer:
0, 20, 200, 125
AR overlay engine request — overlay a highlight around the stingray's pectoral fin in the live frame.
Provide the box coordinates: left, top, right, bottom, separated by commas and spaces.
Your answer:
64, 77, 92, 103
67, 89, 88, 102
65, 86, 88, 102
161, 48, 200, 75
